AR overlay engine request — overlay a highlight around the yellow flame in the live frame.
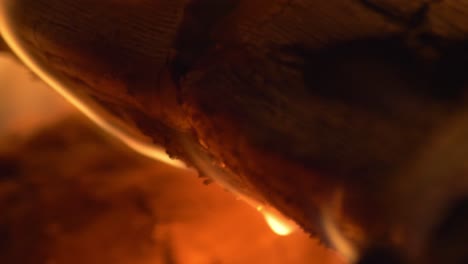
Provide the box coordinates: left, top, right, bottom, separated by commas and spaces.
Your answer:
322, 213, 357, 262
263, 212, 296, 236
321, 190, 358, 262
0, 1, 187, 169
253, 199, 297, 236
181, 135, 298, 237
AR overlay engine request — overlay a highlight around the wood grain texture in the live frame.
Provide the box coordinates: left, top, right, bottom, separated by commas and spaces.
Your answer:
5, 0, 468, 257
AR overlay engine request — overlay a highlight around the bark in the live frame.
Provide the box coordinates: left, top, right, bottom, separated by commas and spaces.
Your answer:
4, 0, 468, 258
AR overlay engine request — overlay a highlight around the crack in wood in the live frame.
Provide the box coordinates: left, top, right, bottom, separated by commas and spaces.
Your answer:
171, 0, 240, 82
360, 0, 439, 29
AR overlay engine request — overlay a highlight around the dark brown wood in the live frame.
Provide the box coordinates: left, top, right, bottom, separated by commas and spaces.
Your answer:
0, 36, 8, 52
5, 0, 468, 258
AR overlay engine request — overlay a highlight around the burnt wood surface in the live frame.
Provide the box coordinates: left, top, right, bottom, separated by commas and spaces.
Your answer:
5, 0, 468, 256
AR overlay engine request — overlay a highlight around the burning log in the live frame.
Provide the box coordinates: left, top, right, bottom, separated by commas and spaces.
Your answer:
1, 0, 468, 262
0, 116, 340, 264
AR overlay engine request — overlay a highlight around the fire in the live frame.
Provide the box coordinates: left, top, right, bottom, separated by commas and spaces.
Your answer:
322, 213, 357, 262
263, 211, 296, 236
0, 4, 187, 169
0, 0, 296, 239
254, 204, 297, 236
321, 190, 358, 262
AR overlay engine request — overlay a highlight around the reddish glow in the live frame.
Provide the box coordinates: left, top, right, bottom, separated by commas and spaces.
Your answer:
0, 3, 187, 169
0, 54, 72, 135
1, 0, 301, 241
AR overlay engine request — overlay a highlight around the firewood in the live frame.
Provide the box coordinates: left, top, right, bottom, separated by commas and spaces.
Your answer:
0, 116, 337, 264
3, 0, 468, 260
